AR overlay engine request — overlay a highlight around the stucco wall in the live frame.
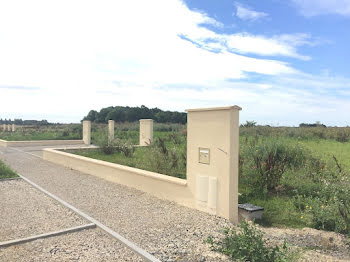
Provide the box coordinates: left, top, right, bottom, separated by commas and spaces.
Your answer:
0, 139, 84, 148
43, 148, 195, 208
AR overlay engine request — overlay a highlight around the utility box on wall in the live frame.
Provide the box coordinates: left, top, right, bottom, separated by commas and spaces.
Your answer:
186, 106, 241, 223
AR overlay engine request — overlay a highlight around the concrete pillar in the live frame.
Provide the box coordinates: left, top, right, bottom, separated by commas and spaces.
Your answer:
2, 124, 6, 132
83, 120, 91, 145
7, 124, 11, 132
139, 119, 153, 146
186, 106, 241, 224
108, 120, 115, 142
12, 124, 16, 132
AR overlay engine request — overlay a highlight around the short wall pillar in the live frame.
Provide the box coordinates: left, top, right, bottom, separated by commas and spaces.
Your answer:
186, 106, 241, 224
83, 121, 91, 145
2, 124, 6, 132
7, 125, 11, 132
139, 119, 153, 146
11, 124, 16, 132
108, 120, 115, 141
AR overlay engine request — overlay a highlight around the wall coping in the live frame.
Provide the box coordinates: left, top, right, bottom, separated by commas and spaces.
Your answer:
44, 148, 187, 187
1, 139, 83, 144
139, 119, 153, 122
0, 139, 84, 148
185, 105, 242, 112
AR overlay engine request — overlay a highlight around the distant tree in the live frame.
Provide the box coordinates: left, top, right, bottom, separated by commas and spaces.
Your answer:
96, 107, 113, 123
242, 121, 257, 127
85, 110, 98, 122
299, 122, 327, 128
82, 105, 187, 124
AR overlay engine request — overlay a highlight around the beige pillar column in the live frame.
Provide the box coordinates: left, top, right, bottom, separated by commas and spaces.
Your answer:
186, 106, 241, 224
108, 120, 115, 142
11, 124, 16, 132
83, 120, 91, 145
2, 124, 6, 132
139, 119, 153, 146
7, 124, 11, 132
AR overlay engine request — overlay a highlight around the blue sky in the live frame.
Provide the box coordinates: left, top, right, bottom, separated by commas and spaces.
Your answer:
0, 0, 349, 125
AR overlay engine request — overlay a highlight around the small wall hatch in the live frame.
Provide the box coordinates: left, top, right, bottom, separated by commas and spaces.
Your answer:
199, 148, 210, 164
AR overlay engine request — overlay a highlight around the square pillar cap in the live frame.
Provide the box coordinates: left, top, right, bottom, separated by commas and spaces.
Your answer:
185, 105, 242, 113
139, 119, 153, 122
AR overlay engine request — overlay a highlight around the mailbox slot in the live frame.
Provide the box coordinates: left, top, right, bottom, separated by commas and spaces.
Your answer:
199, 148, 210, 164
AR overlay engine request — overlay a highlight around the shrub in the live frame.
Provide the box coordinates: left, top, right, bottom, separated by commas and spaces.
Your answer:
241, 139, 307, 195
95, 130, 116, 155
309, 181, 350, 234
0, 160, 18, 179
206, 221, 291, 262
116, 139, 135, 157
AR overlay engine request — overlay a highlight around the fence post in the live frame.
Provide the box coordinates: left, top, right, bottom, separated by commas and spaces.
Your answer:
83, 121, 91, 145
108, 120, 115, 142
186, 106, 241, 224
139, 119, 153, 146
7, 125, 11, 132
11, 124, 16, 132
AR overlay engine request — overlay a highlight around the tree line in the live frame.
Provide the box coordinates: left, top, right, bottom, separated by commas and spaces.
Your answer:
83, 105, 187, 124
0, 119, 50, 125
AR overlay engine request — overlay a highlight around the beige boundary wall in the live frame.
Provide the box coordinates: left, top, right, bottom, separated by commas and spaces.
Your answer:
0, 139, 84, 148
43, 106, 241, 223
43, 148, 194, 207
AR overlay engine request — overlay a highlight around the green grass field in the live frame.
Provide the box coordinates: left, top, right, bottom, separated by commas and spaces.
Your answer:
0, 160, 18, 179
0, 124, 82, 141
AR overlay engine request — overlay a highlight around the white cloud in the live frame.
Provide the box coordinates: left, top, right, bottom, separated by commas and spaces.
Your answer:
235, 2, 268, 21
180, 32, 313, 60
0, 0, 344, 125
292, 0, 350, 16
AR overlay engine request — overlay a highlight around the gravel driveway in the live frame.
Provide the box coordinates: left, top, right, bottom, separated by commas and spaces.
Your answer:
0, 228, 143, 262
0, 180, 87, 242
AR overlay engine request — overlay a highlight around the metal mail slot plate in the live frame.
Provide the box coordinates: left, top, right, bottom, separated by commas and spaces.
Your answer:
199, 148, 210, 164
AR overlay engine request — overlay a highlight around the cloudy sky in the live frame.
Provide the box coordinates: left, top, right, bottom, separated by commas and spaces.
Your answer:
0, 0, 349, 125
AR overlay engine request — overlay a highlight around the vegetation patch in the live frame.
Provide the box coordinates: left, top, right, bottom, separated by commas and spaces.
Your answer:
239, 126, 350, 234
0, 124, 82, 141
206, 221, 298, 262
0, 160, 18, 179
72, 127, 187, 179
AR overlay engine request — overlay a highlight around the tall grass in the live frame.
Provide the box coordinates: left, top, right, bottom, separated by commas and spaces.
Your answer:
0, 160, 18, 179
0, 124, 82, 141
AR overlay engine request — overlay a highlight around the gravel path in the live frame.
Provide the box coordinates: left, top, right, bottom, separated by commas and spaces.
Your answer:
0, 228, 143, 262
261, 226, 350, 262
0, 146, 232, 261
1, 145, 350, 261
0, 180, 87, 242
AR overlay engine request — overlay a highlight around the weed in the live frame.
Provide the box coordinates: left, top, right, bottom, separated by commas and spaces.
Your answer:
206, 221, 293, 262
0, 160, 18, 179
